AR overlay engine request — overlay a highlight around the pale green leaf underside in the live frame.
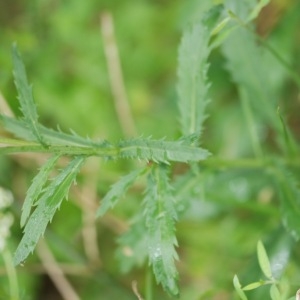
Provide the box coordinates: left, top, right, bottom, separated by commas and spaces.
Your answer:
12, 44, 45, 145
144, 165, 179, 296
97, 168, 147, 217
14, 156, 85, 265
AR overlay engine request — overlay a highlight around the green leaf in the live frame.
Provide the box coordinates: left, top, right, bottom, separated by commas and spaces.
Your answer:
242, 281, 263, 291
177, 17, 211, 138
96, 168, 147, 217
224, 0, 257, 21
119, 137, 210, 163
233, 275, 248, 300
274, 167, 300, 241
257, 240, 272, 279
0, 115, 105, 147
21, 154, 61, 227
222, 27, 280, 131
14, 156, 85, 265
269, 284, 281, 300
12, 44, 46, 146
144, 165, 179, 297
247, 0, 270, 22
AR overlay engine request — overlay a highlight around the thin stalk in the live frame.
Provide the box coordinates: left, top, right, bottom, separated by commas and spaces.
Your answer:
145, 267, 153, 300
2, 249, 19, 300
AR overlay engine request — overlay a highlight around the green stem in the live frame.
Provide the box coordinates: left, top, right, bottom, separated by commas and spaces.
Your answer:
145, 267, 153, 300
240, 89, 263, 158
0, 143, 119, 157
2, 249, 19, 300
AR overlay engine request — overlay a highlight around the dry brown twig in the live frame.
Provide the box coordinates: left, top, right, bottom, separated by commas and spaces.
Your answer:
36, 239, 81, 300
132, 280, 144, 300
100, 11, 137, 137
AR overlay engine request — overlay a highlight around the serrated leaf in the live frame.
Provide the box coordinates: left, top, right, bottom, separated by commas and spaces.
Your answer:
257, 240, 272, 279
270, 284, 281, 300
0, 115, 105, 147
144, 165, 179, 297
14, 156, 85, 265
118, 137, 210, 163
21, 154, 61, 227
12, 44, 46, 145
96, 168, 147, 217
177, 18, 211, 138
233, 275, 248, 300
0, 115, 36, 141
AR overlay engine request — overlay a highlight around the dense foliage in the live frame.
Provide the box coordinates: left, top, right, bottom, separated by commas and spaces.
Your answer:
1, 0, 300, 299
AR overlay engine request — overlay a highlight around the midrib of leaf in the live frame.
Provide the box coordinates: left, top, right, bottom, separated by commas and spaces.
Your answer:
0, 137, 210, 163
14, 156, 85, 265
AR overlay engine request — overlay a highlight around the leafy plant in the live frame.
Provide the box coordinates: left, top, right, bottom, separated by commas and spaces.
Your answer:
234, 240, 295, 300
1, 0, 300, 299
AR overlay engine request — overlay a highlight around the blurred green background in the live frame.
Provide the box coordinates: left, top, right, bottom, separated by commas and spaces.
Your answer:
1, 0, 300, 299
